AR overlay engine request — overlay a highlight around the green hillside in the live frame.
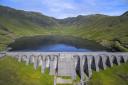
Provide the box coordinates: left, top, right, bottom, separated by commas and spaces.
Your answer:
0, 56, 128, 85
0, 5, 128, 51
89, 62, 128, 85
57, 13, 128, 51
0, 5, 60, 50
0, 5, 128, 85
0, 56, 54, 85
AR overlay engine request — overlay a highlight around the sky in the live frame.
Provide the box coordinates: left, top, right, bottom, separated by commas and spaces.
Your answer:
0, 0, 128, 19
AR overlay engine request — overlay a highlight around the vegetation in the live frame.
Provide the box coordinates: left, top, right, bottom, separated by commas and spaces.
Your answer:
89, 62, 128, 85
0, 5, 128, 51
0, 57, 128, 85
0, 56, 54, 85
0, 5, 128, 85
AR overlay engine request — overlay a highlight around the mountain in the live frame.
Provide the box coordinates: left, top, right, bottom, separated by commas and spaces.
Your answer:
0, 5, 59, 27
0, 5, 128, 85
0, 5, 128, 51
121, 11, 128, 16
0, 5, 60, 51
56, 12, 128, 51
0, 5, 60, 37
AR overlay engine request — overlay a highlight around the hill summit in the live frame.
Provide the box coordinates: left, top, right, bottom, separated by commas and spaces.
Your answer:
122, 11, 128, 16
0, 5, 128, 51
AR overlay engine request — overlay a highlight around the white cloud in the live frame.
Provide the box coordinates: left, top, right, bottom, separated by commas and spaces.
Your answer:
42, 0, 76, 9
10, 0, 25, 2
40, 0, 78, 18
3, 0, 128, 18
43, 0, 76, 10
83, 0, 97, 6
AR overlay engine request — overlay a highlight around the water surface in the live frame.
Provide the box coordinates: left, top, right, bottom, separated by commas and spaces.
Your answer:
8, 35, 106, 52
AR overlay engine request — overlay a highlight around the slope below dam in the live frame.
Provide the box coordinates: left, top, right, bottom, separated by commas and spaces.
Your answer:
8, 35, 106, 52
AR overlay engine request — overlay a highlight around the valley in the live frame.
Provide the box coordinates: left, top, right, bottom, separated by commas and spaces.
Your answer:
0, 5, 128, 85
0, 5, 128, 51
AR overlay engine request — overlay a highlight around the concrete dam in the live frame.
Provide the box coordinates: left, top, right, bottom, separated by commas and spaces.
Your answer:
1, 52, 128, 85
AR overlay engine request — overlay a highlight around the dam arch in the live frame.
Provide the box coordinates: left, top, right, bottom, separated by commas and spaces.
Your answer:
2, 52, 128, 85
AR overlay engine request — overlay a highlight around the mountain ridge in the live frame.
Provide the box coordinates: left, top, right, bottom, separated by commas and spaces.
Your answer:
0, 5, 128, 51
0, 5, 128, 85
121, 11, 128, 16
0, 5, 125, 20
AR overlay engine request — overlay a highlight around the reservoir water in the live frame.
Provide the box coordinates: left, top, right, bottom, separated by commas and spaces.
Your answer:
8, 35, 106, 52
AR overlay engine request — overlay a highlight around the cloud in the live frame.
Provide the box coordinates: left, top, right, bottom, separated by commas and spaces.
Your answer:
9, 0, 25, 2
83, 0, 97, 6
0, 0, 128, 18
41, 0, 76, 11
39, 0, 79, 18
28, 0, 128, 18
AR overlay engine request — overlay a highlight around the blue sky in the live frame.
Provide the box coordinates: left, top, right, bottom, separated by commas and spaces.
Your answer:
0, 0, 128, 19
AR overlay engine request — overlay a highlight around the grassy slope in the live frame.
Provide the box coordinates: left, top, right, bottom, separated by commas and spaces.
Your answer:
0, 56, 54, 85
0, 5, 128, 51
58, 15, 128, 51
0, 5, 128, 85
89, 63, 128, 85
0, 57, 128, 85
0, 6, 60, 51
